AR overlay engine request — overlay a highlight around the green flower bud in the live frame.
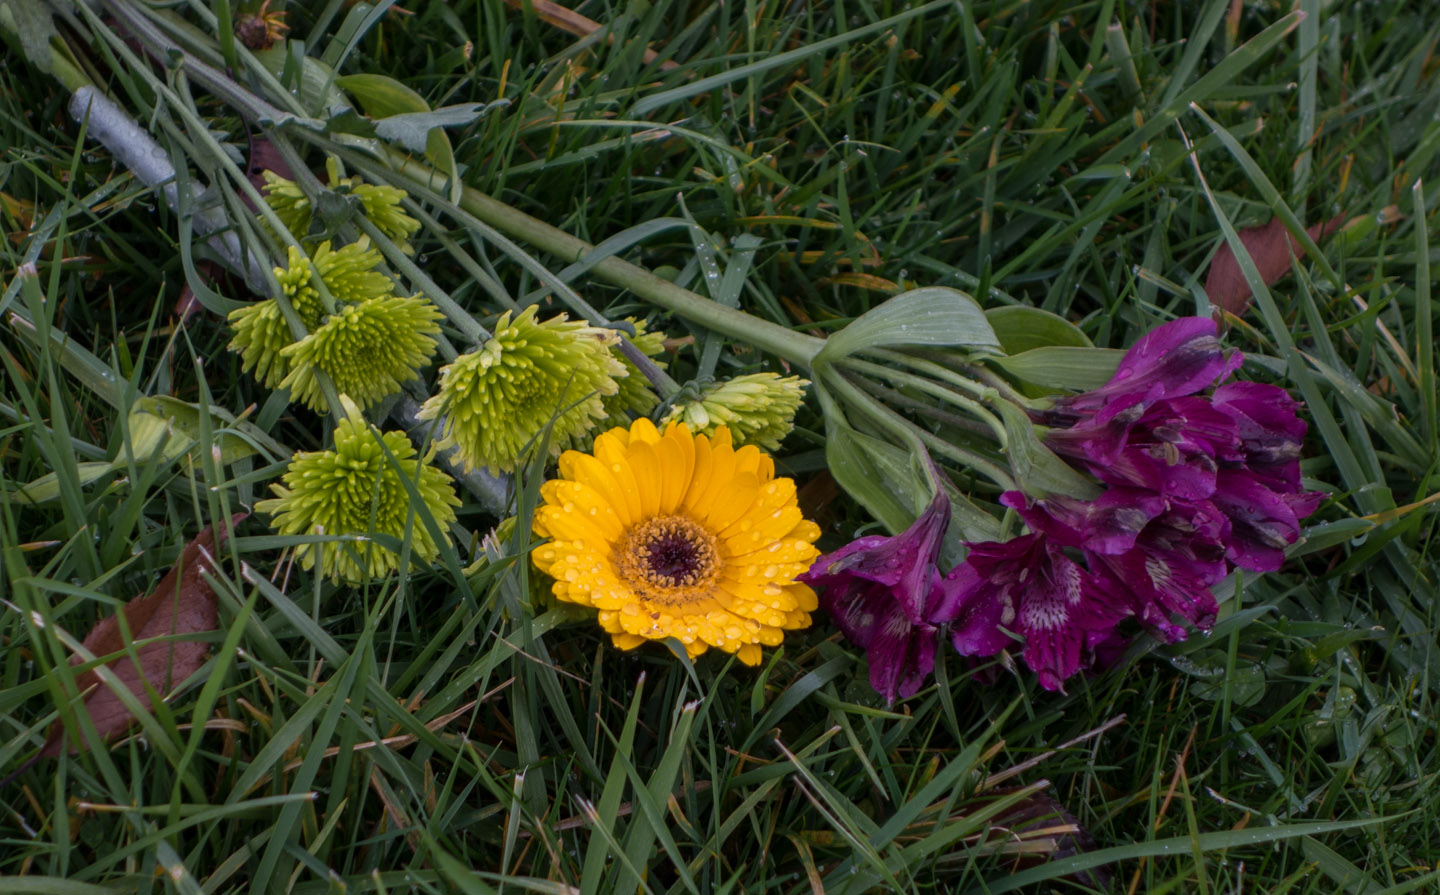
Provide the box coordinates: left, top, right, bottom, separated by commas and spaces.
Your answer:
662, 372, 809, 451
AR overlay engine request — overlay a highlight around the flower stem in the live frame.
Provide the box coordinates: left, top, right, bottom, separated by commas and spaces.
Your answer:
838, 356, 1009, 447
374, 151, 826, 369
820, 367, 1016, 491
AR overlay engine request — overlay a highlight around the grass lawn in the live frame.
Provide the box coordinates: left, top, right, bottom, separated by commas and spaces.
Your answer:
3, 0, 1440, 891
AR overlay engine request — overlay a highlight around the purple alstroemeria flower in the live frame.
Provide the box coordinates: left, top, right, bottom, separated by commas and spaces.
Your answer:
1212, 381, 1308, 491
1210, 470, 1323, 572
1047, 396, 1241, 501
1011, 489, 1165, 555
1007, 490, 1220, 644
801, 493, 955, 703
1047, 317, 1241, 422
1088, 499, 1231, 641
945, 530, 1129, 692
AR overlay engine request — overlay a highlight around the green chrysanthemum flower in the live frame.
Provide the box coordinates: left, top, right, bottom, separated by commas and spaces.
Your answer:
256, 397, 460, 585
310, 238, 395, 304
261, 164, 421, 250
417, 305, 625, 474
276, 245, 327, 328
662, 372, 810, 450
260, 170, 313, 240
352, 182, 421, 249
228, 246, 326, 388
599, 318, 668, 428
280, 294, 443, 411
229, 242, 399, 390
228, 300, 293, 389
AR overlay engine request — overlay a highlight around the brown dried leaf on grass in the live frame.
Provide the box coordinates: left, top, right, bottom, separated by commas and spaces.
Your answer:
1204, 214, 1345, 315
41, 514, 245, 757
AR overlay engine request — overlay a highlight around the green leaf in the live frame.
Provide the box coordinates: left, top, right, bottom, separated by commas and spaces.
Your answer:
373, 104, 490, 153
14, 462, 113, 503
816, 287, 999, 363
426, 128, 461, 203
823, 414, 1000, 545
995, 401, 1100, 499
14, 396, 268, 504
971, 817, 1392, 893
336, 72, 430, 118
988, 346, 1124, 390
250, 48, 348, 116
0, 0, 57, 74
985, 305, 1093, 353
824, 421, 920, 535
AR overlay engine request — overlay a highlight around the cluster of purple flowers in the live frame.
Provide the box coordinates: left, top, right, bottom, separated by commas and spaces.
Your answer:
801, 318, 1324, 700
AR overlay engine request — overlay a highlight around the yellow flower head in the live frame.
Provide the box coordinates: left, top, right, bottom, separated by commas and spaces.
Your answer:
662, 372, 810, 451
417, 305, 625, 474
256, 397, 461, 585
532, 419, 821, 666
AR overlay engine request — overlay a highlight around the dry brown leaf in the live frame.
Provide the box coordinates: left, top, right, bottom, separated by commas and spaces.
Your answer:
41, 514, 244, 757
1204, 213, 1345, 316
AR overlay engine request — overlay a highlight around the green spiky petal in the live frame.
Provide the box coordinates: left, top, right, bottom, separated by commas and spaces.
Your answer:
256, 398, 460, 585
228, 299, 294, 389
352, 182, 422, 249
228, 246, 326, 388
280, 294, 443, 411
417, 305, 625, 474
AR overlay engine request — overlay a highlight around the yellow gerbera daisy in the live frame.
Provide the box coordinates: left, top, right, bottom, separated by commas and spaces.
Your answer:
532, 419, 821, 666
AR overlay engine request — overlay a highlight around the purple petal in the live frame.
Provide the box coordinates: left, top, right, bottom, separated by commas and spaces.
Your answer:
955, 535, 1130, 692
1018, 489, 1166, 555
1091, 546, 1220, 636
819, 580, 891, 650
1213, 381, 1308, 490
937, 564, 1013, 657
866, 611, 938, 703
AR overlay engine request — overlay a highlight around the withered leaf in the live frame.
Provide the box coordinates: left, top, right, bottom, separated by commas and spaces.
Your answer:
990, 787, 1109, 888
41, 514, 245, 757
1204, 214, 1345, 316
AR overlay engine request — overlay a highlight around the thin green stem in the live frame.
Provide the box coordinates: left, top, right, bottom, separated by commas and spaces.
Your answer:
838, 357, 1009, 447
820, 367, 1015, 491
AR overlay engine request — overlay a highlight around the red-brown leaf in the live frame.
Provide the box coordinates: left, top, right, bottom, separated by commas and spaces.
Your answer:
1204, 214, 1345, 316
41, 514, 244, 757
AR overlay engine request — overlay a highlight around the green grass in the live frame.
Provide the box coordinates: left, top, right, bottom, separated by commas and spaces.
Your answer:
3, 0, 1440, 891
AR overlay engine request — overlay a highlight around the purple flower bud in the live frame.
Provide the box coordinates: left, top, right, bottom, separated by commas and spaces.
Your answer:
1212, 381, 1308, 491
1211, 470, 1315, 572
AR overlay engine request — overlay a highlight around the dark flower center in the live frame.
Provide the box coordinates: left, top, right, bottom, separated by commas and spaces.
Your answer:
616, 515, 720, 596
